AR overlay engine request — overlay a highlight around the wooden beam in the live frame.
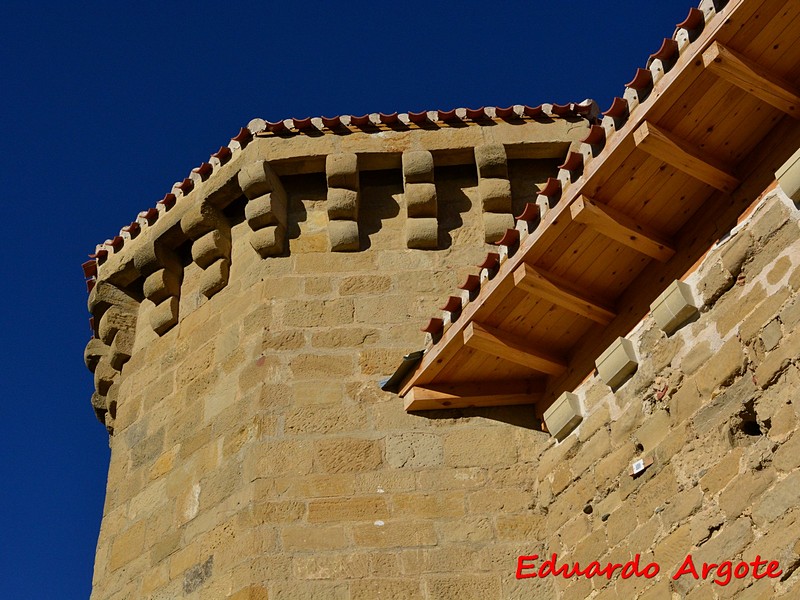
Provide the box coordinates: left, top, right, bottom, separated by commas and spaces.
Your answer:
513, 263, 616, 324
404, 379, 545, 411
633, 121, 739, 193
702, 42, 800, 119
570, 195, 676, 262
463, 322, 566, 375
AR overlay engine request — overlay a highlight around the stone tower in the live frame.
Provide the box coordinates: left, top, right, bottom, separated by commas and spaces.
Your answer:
83, 1, 800, 598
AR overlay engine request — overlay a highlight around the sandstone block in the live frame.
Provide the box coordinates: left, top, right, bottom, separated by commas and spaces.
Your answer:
191, 230, 231, 269
326, 153, 359, 190
405, 182, 437, 218
200, 259, 229, 299
228, 585, 269, 600
697, 262, 734, 306
751, 200, 791, 243
695, 338, 745, 396
635, 409, 671, 452
109, 329, 135, 370
443, 428, 517, 467
281, 525, 348, 551
353, 520, 436, 548
474, 143, 508, 179
238, 159, 279, 199
327, 187, 359, 220
391, 492, 465, 519
98, 305, 136, 345
543, 391, 582, 441
402, 150, 434, 184
651, 280, 698, 334
719, 468, 775, 519
350, 579, 421, 600
385, 432, 443, 469
738, 287, 791, 342
483, 212, 515, 243
84, 338, 108, 372
670, 379, 702, 425
329, 220, 360, 252
773, 431, 800, 472
144, 268, 181, 304
405, 217, 438, 249
315, 438, 382, 474
109, 521, 146, 571
755, 328, 800, 388
596, 336, 638, 389
88, 279, 139, 314
181, 202, 225, 238
720, 230, 753, 276
339, 275, 392, 296
308, 496, 388, 523
699, 447, 742, 494
478, 177, 512, 212
752, 470, 800, 528
132, 235, 182, 277
245, 192, 287, 229
250, 225, 285, 257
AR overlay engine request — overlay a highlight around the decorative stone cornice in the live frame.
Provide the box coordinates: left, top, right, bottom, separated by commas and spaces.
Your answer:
82, 110, 592, 430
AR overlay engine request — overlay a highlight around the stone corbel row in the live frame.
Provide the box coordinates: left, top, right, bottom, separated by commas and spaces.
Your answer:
475, 144, 514, 243
134, 239, 183, 335
84, 281, 140, 431
326, 153, 360, 251
180, 201, 232, 300
402, 150, 438, 249
238, 160, 288, 258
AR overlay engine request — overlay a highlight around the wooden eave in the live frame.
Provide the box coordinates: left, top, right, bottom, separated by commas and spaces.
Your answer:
400, 0, 800, 412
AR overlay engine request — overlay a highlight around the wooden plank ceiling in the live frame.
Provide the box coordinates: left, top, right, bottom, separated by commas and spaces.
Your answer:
400, 0, 800, 411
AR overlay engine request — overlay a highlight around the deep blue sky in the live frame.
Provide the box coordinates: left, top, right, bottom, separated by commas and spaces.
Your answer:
1, 1, 691, 597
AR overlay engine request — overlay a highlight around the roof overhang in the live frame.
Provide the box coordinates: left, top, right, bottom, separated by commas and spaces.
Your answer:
399, 0, 800, 414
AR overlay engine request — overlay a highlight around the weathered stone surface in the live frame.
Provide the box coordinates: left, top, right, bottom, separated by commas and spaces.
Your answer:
478, 177, 512, 212
402, 150, 434, 184
327, 187, 359, 220
483, 212, 515, 243
150, 296, 179, 335
245, 192, 287, 229
329, 219, 360, 252
143, 268, 181, 304
191, 229, 231, 269
474, 144, 508, 179
250, 224, 286, 257
326, 153, 359, 190
405, 183, 437, 218
406, 218, 438, 249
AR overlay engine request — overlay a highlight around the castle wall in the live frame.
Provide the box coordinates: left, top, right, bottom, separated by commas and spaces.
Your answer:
88, 154, 800, 598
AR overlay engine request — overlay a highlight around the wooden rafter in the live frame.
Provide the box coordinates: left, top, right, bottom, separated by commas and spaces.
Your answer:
570, 195, 675, 262
633, 121, 740, 193
513, 263, 616, 325
702, 42, 800, 119
404, 379, 545, 411
463, 322, 566, 375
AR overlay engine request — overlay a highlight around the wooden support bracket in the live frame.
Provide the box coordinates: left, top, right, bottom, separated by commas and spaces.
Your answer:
464, 322, 567, 375
570, 195, 676, 262
702, 42, 800, 119
633, 121, 739, 193
404, 379, 545, 411
513, 263, 616, 325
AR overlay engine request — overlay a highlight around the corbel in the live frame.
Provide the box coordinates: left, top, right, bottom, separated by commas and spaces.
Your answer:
402, 150, 438, 249
180, 199, 232, 299
238, 159, 289, 258
475, 143, 514, 243
326, 153, 360, 251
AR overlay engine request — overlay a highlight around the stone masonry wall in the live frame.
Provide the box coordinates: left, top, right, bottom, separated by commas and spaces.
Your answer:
90, 172, 800, 599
